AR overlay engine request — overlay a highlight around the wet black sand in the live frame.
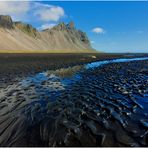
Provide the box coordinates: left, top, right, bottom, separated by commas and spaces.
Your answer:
0, 53, 143, 88
0, 53, 148, 146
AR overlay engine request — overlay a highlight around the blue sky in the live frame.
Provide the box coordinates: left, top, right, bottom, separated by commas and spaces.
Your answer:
0, 1, 147, 53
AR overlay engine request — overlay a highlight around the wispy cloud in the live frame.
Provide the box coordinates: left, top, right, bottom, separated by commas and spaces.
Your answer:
92, 27, 105, 34
33, 2, 65, 22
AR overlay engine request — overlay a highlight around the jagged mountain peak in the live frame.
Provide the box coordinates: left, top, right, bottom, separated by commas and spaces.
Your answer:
42, 22, 75, 32
0, 15, 95, 53
0, 15, 13, 29
49, 21, 75, 31
67, 21, 75, 29
51, 22, 67, 31
14, 21, 39, 38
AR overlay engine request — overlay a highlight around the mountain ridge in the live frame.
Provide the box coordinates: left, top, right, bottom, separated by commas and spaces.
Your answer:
0, 15, 96, 53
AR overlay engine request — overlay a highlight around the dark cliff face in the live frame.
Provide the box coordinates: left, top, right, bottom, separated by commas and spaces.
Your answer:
78, 30, 90, 46
0, 15, 13, 29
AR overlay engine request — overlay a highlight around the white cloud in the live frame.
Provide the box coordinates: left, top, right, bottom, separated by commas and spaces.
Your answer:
0, 1, 65, 23
0, 1, 30, 14
0, 1, 30, 20
38, 23, 56, 30
33, 2, 65, 22
92, 27, 105, 34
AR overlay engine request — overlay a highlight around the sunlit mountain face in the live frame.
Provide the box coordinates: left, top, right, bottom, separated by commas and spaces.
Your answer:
0, 1, 147, 53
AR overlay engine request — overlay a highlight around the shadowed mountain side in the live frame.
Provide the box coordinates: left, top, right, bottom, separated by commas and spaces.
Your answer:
0, 15, 96, 53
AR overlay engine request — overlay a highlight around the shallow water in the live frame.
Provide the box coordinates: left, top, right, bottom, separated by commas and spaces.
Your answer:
0, 57, 148, 146
86, 57, 148, 69
22, 57, 148, 89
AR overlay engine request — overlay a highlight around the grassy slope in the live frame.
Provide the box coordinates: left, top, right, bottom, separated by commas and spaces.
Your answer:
0, 49, 98, 53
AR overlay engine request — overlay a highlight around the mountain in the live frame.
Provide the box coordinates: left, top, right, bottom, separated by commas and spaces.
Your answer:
0, 15, 95, 53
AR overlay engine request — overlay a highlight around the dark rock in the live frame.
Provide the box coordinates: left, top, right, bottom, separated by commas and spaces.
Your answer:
67, 21, 75, 29
0, 15, 13, 29
14, 22, 39, 38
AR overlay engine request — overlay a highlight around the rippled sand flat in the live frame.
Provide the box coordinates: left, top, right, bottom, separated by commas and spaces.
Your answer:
0, 57, 148, 146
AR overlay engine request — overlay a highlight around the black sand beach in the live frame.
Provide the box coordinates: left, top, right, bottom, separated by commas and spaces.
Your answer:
0, 53, 147, 87
0, 53, 148, 146
0, 53, 125, 88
